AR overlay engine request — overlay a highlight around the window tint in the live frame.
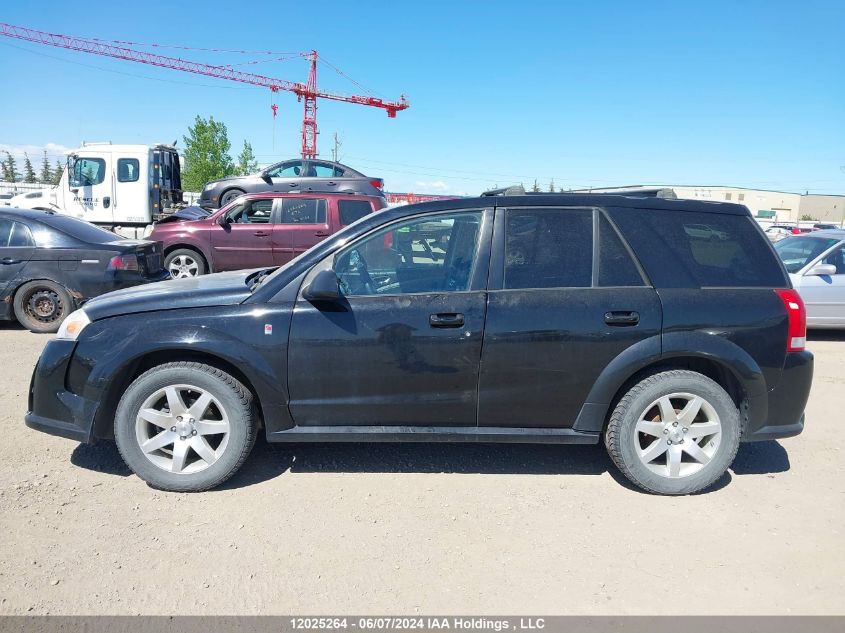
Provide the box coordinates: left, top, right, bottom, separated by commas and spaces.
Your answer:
226, 199, 274, 224
310, 162, 342, 177
37, 215, 122, 245
280, 199, 327, 224
117, 158, 140, 183
774, 236, 839, 273
335, 211, 481, 296
0, 219, 12, 246
266, 161, 303, 177
822, 245, 845, 274
598, 214, 644, 286
609, 208, 788, 288
339, 199, 373, 225
69, 157, 106, 186
9, 222, 33, 247
504, 208, 593, 289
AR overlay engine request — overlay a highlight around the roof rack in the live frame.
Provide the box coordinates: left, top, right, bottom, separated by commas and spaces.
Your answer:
480, 185, 678, 199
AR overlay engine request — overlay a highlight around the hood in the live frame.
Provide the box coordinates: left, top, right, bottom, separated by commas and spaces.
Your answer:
156, 205, 211, 223
82, 268, 263, 321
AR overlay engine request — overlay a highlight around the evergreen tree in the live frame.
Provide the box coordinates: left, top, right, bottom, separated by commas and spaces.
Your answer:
39, 150, 52, 184
53, 159, 64, 185
3, 152, 19, 183
23, 153, 36, 183
531, 179, 540, 192
236, 140, 259, 176
548, 178, 555, 192
181, 115, 235, 191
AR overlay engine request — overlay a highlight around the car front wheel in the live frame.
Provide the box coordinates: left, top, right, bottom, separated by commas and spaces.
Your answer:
114, 362, 257, 492
165, 249, 206, 278
605, 370, 741, 495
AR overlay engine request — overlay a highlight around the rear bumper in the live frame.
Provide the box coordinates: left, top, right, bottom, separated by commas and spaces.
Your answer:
744, 350, 813, 442
25, 340, 98, 444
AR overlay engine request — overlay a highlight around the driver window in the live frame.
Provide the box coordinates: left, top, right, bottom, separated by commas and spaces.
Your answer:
266, 161, 303, 178
69, 157, 106, 187
823, 246, 845, 274
335, 211, 482, 296
225, 199, 274, 224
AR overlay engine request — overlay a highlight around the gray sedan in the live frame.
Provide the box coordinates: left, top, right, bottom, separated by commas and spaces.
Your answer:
198, 159, 385, 209
775, 229, 845, 328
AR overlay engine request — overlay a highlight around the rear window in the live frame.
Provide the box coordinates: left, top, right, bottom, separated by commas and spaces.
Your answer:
608, 208, 787, 288
338, 199, 373, 226
36, 214, 121, 245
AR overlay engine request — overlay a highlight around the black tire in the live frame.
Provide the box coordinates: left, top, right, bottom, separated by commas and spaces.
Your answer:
604, 370, 741, 495
219, 188, 245, 207
114, 362, 258, 492
13, 280, 74, 333
165, 248, 207, 278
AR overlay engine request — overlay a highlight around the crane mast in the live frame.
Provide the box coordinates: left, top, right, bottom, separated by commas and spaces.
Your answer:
0, 22, 409, 159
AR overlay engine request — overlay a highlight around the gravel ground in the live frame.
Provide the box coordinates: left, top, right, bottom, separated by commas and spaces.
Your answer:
0, 322, 843, 615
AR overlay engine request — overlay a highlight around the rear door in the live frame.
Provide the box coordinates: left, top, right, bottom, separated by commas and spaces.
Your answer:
0, 218, 35, 300
478, 206, 662, 428
272, 197, 330, 264
210, 198, 275, 271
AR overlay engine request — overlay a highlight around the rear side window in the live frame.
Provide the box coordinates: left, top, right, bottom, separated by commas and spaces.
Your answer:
598, 213, 644, 287
608, 208, 787, 288
338, 200, 373, 225
504, 208, 593, 289
0, 219, 12, 246
9, 222, 33, 247
281, 199, 327, 224
37, 215, 120, 245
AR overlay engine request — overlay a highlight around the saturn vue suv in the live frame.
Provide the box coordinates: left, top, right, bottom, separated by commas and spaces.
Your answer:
26, 192, 813, 495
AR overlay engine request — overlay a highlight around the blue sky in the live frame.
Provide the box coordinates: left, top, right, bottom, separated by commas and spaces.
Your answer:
1, 0, 844, 195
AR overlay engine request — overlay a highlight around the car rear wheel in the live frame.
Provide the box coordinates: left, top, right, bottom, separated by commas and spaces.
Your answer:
220, 189, 245, 207
604, 370, 741, 495
13, 280, 73, 333
114, 362, 257, 492
165, 248, 206, 278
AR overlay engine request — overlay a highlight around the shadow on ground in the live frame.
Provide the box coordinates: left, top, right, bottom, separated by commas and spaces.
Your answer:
807, 329, 845, 342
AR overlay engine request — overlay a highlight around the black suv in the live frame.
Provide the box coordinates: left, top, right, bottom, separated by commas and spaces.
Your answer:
26, 193, 813, 495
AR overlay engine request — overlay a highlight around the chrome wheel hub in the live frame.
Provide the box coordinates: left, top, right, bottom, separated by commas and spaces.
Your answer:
168, 255, 199, 279
634, 392, 722, 479
135, 384, 230, 474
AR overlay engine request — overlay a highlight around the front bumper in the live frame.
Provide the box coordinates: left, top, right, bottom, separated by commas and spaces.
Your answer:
25, 339, 98, 444
743, 350, 813, 442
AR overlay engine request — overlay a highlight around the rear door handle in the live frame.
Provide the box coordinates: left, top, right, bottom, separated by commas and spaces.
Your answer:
430, 313, 464, 328
604, 311, 640, 326
1, 257, 21, 265
314, 231, 330, 237
253, 231, 270, 237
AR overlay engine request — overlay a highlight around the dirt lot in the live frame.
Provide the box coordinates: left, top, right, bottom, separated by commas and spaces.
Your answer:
0, 323, 843, 616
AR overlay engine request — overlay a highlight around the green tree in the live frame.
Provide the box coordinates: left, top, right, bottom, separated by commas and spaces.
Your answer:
39, 150, 52, 184
3, 152, 19, 183
531, 179, 540, 192
181, 115, 235, 191
236, 140, 258, 176
53, 159, 64, 185
799, 213, 817, 221
548, 178, 555, 192
22, 153, 36, 183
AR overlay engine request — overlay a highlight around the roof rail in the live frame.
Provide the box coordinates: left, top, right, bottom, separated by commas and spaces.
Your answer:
481, 185, 526, 197
480, 185, 679, 199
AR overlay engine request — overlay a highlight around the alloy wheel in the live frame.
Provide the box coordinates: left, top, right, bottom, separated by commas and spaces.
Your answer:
168, 255, 199, 278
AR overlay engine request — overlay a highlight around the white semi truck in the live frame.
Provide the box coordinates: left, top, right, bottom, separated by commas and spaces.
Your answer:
10, 142, 184, 238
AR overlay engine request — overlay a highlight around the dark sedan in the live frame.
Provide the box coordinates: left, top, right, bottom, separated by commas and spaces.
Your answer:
0, 209, 169, 333
198, 159, 385, 209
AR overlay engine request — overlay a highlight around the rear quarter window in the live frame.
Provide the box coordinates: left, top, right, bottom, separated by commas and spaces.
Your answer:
36, 215, 121, 246
608, 207, 787, 288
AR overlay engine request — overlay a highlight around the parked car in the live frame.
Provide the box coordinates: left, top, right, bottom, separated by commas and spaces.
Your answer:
197, 159, 385, 210
682, 223, 728, 241
813, 223, 839, 230
0, 208, 168, 332
774, 229, 845, 328
765, 224, 798, 242
151, 192, 386, 278
27, 193, 812, 495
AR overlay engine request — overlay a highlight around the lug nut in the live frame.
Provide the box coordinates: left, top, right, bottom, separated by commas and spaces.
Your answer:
170, 426, 176, 432
191, 430, 197, 436
663, 429, 668, 434
189, 418, 195, 423
680, 439, 685, 444
177, 416, 182, 422
180, 435, 186, 441
672, 421, 678, 427
667, 439, 672, 445
683, 427, 688, 433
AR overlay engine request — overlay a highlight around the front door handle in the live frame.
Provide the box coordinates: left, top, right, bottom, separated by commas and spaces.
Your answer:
253, 231, 270, 237
430, 313, 464, 328
103, 196, 111, 209
604, 311, 640, 326
1, 257, 21, 265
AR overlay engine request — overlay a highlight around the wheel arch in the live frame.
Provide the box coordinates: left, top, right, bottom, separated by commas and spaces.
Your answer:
163, 243, 212, 273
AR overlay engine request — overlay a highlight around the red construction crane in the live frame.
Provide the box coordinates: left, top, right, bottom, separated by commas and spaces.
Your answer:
0, 22, 409, 159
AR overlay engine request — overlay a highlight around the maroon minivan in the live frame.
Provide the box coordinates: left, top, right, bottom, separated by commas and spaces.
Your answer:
151, 192, 387, 277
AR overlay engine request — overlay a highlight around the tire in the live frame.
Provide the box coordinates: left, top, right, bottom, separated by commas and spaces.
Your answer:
604, 370, 741, 495
165, 248, 207, 278
114, 362, 258, 492
13, 280, 74, 333
219, 189, 245, 207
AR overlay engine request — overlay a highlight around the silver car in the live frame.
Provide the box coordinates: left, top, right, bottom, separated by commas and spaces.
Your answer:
774, 229, 845, 328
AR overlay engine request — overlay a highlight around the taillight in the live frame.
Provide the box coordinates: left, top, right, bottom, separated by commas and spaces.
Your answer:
108, 255, 139, 271
370, 178, 384, 190
791, 227, 801, 234
774, 288, 806, 352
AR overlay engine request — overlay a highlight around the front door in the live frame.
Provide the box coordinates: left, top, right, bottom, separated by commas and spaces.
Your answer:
65, 155, 114, 224
800, 243, 845, 327
272, 197, 331, 265
210, 198, 276, 271
287, 209, 492, 427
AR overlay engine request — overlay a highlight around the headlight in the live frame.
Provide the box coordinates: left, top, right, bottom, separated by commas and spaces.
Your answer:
56, 309, 91, 340
203, 183, 216, 192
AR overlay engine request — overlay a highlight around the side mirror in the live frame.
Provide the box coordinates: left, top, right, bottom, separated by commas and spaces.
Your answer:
806, 263, 837, 276
303, 269, 341, 302
218, 214, 231, 227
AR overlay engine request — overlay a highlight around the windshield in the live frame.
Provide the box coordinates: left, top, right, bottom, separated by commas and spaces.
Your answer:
774, 236, 839, 273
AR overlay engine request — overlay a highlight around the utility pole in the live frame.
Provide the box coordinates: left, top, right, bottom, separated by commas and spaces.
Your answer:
331, 132, 342, 163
